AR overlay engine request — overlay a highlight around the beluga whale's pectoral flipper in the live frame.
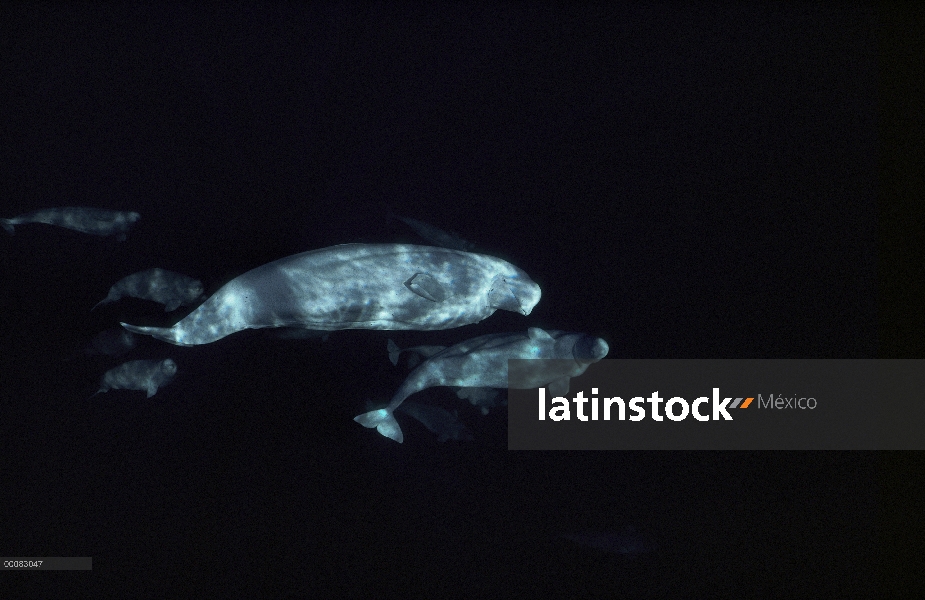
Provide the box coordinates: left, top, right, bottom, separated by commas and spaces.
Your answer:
92, 268, 205, 312
404, 273, 449, 302
1, 207, 140, 238
89, 358, 177, 399
354, 327, 609, 442
120, 244, 541, 346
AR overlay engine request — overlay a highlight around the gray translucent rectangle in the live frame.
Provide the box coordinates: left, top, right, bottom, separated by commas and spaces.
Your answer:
2, 557, 92, 570
508, 359, 925, 450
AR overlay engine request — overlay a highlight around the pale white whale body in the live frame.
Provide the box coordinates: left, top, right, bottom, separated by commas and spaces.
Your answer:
93, 268, 205, 312
89, 358, 177, 398
120, 244, 541, 346
1, 207, 140, 240
355, 327, 609, 443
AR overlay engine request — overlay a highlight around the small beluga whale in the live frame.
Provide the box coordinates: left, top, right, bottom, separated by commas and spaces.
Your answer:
79, 328, 139, 358
389, 211, 475, 251
64, 327, 139, 362
89, 358, 177, 399
355, 327, 609, 442
120, 244, 541, 346
1, 207, 140, 240
93, 268, 205, 312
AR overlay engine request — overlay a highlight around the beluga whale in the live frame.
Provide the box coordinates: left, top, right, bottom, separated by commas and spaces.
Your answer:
93, 268, 205, 312
1, 207, 140, 240
120, 244, 541, 346
354, 327, 609, 442
89, 358, 177, 399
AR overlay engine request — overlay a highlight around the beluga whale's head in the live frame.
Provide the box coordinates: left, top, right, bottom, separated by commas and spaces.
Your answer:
488, 269, 541, 316
554, 333, 609, 366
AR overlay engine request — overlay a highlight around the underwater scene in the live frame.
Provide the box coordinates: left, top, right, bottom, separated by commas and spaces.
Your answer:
0, 4, 877, 597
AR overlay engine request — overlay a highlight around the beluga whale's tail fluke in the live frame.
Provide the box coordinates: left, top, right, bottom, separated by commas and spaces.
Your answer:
354, 408, 404, 443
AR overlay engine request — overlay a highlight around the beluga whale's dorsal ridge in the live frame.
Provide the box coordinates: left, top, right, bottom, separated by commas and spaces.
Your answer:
120, 244, 541, 346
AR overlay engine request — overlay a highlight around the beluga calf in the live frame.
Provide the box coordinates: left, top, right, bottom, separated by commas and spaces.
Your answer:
355, 327, 609, 442
120, 244, 541, 346
93, 268, 205, 312
2, 207, 140, 240
89, 358, 177, 399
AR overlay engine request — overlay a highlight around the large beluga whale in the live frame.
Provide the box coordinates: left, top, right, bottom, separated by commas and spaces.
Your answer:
1, 207, 140, 240
120, 244, 541, 346
93, 268, 205, 312
355, 327, 609, 443
88, 358, 177, 399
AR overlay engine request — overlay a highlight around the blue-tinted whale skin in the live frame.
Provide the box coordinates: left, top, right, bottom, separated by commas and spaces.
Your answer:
93, 268, 205, 312
120, 244, 541, 346
89, 358, 177, 399
1, 207, 140, 239
355, 327, 609, 442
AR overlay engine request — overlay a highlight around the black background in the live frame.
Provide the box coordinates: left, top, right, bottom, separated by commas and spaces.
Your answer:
1, 4, 881, 597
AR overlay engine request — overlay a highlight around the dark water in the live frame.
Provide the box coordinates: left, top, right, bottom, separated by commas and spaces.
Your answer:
0, 4, 879, 597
